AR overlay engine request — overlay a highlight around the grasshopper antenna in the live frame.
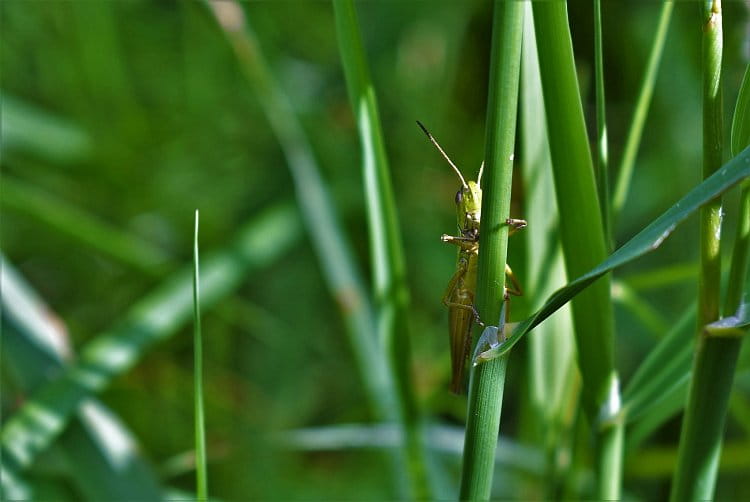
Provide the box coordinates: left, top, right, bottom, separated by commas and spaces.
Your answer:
417, 120, 468, 189
477, 161, 484, 187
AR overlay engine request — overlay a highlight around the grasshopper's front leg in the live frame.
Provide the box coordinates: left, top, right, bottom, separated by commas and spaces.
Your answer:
506, 218, 527, 236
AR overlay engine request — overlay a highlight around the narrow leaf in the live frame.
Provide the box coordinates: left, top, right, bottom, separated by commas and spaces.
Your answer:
732, 63, 750, 157
477, 145, 750, 363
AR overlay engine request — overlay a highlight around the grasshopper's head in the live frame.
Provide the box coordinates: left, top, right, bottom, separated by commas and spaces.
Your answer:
456, 179, 482, 233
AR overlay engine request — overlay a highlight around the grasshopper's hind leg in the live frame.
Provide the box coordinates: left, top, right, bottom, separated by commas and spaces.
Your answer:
503, 263, 523, 321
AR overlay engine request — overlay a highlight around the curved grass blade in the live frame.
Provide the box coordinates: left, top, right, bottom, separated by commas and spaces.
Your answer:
477, 144, 750, 363
0, 202, 301, 479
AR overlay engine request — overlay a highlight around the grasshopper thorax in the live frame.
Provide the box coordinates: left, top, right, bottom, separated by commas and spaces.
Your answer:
457, 180, 482, 234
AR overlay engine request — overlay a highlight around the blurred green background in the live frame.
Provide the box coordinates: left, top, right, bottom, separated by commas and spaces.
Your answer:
2, 1, 750, 500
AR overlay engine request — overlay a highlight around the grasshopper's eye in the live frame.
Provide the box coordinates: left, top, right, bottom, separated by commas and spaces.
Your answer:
455, 189, 463, 205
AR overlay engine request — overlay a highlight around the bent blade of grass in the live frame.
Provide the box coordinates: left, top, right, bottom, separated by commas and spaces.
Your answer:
477, 144, 750, 362
459, 2, 524, 499
0, 202, 301, 479
193, 211, 208, 501
1, 260, 163, 500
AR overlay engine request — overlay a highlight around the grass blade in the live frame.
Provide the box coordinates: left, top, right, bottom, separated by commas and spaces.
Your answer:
207, 3, 422, 496
193, 210, 208, 501
612, 2, 674, 217
458, 2, 524, 499
594, 0, 611, 246
477, 144, 750, 362
622, 303, 696, 423
529, 4, 621, 494
731, 63, 750, 157
520, 5, 576, 494
0, 202, 301, 480
2, 260, 163, 500
0, 94, 92, 164
331, 1, 428, 497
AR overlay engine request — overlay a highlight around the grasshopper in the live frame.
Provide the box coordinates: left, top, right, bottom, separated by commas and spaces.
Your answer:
418, 121, 526, 393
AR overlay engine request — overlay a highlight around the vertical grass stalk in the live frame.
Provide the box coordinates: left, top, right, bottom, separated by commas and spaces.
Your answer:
671, 3, 744, 499
331, 1, 429, 497
458, 2, 523, 499
593, 0, 611, 247
193, 210, 208, 502
532, 2, 621, 498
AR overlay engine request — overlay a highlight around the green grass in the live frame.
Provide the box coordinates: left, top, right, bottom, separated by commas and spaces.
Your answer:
458, 2, 523, 499
3, 2, 750, 500
193, 210, 208, 501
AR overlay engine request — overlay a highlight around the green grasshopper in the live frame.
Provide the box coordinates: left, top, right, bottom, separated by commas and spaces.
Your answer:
418, 121, 526, 393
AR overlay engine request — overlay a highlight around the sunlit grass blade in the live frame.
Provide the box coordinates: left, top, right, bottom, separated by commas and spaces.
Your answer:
2, 177, 170, 273
193, 210, 208, 501
612, 2, 674, 217
731, 63, 750, 157
206, 1, 423, 496
477, 144, 750, 363
274, 423, 544, 474
0, 202, 300, 480
332, 0, 414, 418
459, 2, 523, 499
1, 260, 163, 500
593, 0, 611, 246
0, 94, 92, 164
520, 5, 576, 494
331, 1, 430, 497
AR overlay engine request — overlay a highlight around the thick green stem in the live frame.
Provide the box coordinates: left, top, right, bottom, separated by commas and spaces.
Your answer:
671, 2, 743, 500
459, 2, 523, 499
